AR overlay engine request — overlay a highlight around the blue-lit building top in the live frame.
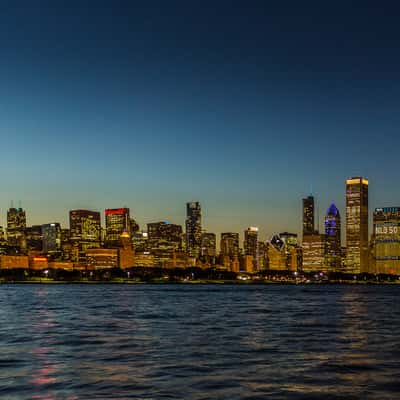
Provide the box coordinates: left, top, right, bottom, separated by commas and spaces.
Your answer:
324, 203, 341, 271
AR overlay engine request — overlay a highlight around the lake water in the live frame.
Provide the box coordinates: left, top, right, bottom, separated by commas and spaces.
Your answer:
0, 284, 399, 399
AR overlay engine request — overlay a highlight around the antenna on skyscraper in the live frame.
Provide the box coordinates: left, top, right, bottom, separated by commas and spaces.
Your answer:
18, 200, 22, 209
10, 200, 14, 209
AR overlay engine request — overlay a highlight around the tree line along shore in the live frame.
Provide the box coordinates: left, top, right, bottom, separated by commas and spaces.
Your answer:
0, 267, 399, 284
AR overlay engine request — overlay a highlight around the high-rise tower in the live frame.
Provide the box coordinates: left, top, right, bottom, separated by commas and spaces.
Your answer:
346, 177, 369, 273
105, 208, 131, 247
185, 202, 202, 258
302, 195, 315, 236
324, 203, 341, 272
244, 227, 259, 270
7, 207, 27, 248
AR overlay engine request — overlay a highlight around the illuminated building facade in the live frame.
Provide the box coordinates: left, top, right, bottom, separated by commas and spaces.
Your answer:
132, 231, 148, 253
373, 207, 400, 275
185, 202, 202, 258
346, 177, 369, 273
303, 195, 315, 236
7, 207, 26, 248
147, 221, 183, 266
324, 203, 341, 271
267, 235, 287, 270
26, 225, 43, 251
69, 210, 101, 261
86, 248, 119, 269
220, 232, 239, 259
280, 232, 300, 271
302, 233, 325, 273
41, 223, 61, 254
105, 208, 131, 247
201, 232, 216, 258
119, 231, 135, 269
244, 227, 259, 269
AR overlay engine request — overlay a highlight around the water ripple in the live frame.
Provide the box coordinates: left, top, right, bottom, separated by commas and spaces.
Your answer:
0, 284, 399, 399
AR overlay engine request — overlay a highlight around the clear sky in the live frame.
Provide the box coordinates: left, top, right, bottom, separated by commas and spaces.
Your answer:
0, 1, 399, 240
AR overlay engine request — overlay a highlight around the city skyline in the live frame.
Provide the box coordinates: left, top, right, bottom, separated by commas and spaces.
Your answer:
1, 2, 400, 238
0, 176, 392, 243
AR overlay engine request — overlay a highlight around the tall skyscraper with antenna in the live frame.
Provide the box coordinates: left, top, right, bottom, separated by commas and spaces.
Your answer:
7, 206, 27, 249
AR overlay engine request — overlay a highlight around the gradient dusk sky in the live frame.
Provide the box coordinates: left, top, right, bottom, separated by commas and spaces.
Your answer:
1, 1, 400, 240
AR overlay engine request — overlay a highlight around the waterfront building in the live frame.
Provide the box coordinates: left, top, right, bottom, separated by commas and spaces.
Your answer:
279, 232, 300, 270
373, 207, 400, 275
244, 227, 259, 270
119, 231, 135, 269
220, 232, 239, 259
257, 241, 267, 270
185, 202, 202, 258
302, 233, 325, 273
86, 248, 119, 269
7, 207, 26, 249
324, 203, 341, 272
48, 261, 74, 271
69, 210, 101, 261
26, 225, 43, 251
346, 177, 369, 273
133, 252, 155, 267
303, 195, 315, 236
0, 255, 29, 269
41, 223, 61, 254
147, 221, 183, 266
105, 208, 131, 247
241, 255, 255, 273
267, 235, 287, 271
30, 255, 48, 270
201, 232, 216, 263
132, 231, 148, 253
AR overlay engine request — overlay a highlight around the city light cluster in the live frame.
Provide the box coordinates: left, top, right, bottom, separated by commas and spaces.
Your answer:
0, 177, 398, 276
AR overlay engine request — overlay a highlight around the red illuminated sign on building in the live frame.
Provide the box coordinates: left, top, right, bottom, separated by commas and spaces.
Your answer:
105, 208, 128, 216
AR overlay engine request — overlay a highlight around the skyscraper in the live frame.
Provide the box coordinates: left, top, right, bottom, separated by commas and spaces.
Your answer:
201, 232, 216, 258
244, 227, 259, 270
105, 208, 131, 247
41, 223, 62, 254
302, 233, 325, 273
302, 195, 315, 236
346, 177, 369, 273
373, 207, 400, 275
185, 202, 202, 258
7, 207, 26, 248
69, 210, 101, 259
324, 203, 341, 272
25, 225, 43, 251
220, 232, 240, 259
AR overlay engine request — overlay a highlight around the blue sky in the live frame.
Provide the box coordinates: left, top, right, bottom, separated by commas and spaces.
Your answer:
0, 1, 399, 240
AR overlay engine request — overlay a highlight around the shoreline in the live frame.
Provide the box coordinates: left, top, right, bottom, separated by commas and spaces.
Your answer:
1, 279, 399, 285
